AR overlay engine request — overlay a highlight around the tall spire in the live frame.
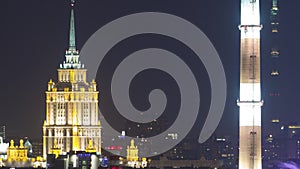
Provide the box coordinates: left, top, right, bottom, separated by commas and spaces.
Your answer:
60, 0, 83, 69
69, 0, 76, 51
272, 0, 278, 7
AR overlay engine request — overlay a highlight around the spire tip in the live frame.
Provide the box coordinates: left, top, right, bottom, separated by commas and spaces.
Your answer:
71, 0, 75, 6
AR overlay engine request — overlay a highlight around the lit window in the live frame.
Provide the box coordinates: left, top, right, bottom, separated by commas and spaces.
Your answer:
272, 28, 278, 33
271, 49, 280, 57
271, 70, 279, 76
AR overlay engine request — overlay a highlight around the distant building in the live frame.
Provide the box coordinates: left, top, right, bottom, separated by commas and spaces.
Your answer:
263, 123, 300, 167
31, 140, 43, 157
0, 137, 9, 156
7, 140, 28, 162
127, 140, 138, 161
43, 0, 101, 158
149, 156, 222, 169
285, 125, 300, 159
214, 137, 238, 168
263, 134, 281, 161
125, 140, 147, 168
46, 151, 101, 169
266, 0, 281, 137
164, 137, 198, 160
4, 139, 33, 168
269, 0, 280, 87
0, 126, 6, 141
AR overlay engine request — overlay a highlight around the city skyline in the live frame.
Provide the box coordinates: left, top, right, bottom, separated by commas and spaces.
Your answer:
0, 0, 299, 142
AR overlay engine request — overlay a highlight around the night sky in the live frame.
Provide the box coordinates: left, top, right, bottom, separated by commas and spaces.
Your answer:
0, 0, 299, 141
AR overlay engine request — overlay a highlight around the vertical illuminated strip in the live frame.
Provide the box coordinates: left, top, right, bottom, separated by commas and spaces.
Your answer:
238, 0, 263, 169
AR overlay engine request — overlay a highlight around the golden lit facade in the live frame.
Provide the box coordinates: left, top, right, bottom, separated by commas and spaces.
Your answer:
43, 0, 101, 158
127, 140, 139, 161
7, 140, 28, 162
126, 140, 148, 168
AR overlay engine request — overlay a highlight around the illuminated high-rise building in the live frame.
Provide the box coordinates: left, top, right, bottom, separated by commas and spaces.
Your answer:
264, 0, 280, 142
237, 0, 263, 168
0, 125, 5, 141
270, 0, 280, 89
269, 0, 280, 130
43, 0, 101, 158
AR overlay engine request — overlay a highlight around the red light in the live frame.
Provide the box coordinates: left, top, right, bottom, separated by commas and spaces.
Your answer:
109, 167, 121, 169
107, 145, 123, 150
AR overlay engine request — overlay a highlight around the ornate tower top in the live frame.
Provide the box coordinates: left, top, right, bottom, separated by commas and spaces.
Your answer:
60, 0, 83, 69
69, 0, 76, 51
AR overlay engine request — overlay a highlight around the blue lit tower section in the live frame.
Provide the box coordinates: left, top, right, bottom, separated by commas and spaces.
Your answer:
238, 0, 263, 169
